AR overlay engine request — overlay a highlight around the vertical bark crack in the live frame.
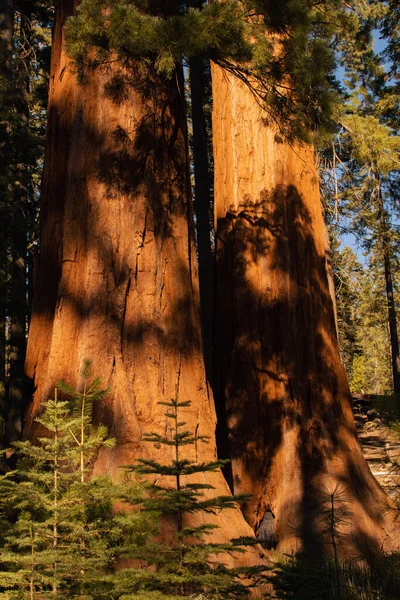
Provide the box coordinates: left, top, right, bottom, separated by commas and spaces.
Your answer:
120, 272, 131, 358
135, 211, 148, 281
175, 361, 182, 400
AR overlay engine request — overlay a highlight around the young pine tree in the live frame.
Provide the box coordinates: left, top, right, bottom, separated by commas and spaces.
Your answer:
0, 362, 125, 599
115, 399, 263, 600
57, 358, 113, 483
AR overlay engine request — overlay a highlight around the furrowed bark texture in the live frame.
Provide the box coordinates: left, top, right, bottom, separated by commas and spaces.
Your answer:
211, 64, 398, 557
24, 1, 262, 558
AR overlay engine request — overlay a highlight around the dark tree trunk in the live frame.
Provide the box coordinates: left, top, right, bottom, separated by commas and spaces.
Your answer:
323, 220, 339, 341
6, 0, 32, 442
0, 0, 14, 452
24, 0, 263, 563
189, 55, 214, 382
211, 63, 398, 557
377, 183, 400, 400
7, 221, 28, 442
0, 0, 13, 50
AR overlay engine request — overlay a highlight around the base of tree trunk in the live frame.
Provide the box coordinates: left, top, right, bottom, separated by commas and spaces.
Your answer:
24, 1, 266, 570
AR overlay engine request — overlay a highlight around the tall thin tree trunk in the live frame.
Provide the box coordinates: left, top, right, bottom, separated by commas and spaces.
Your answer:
24, 0, 262, 560
7, 1, 32, 442
52, 389, 59, 598
377, 182, 400, 399
0, 0, 14, 455
211, 63, 398, 557
189, 55, 214, 382
323, 220, 339, 341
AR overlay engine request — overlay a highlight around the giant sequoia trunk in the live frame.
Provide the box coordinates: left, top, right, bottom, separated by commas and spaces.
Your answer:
211, 64, 398, 557
24, 0, 260, 554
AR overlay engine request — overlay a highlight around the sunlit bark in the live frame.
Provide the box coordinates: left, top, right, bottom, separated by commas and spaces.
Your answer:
211, 63, 398, 557
24, 0, 262, 560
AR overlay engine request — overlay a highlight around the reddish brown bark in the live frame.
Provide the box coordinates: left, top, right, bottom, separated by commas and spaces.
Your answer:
24, 1, 261, 557
211, 63, 398, 557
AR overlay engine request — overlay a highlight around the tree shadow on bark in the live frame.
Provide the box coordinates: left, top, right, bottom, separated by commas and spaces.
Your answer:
213, 184, 394, 558
23, 63, 204, 450
97, 70, 190, 241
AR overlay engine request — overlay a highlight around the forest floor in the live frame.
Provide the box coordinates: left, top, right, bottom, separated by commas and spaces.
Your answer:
353, 394, 400, 500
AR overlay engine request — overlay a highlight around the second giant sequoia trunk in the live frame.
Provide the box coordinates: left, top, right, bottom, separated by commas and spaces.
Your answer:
24, 1, 260, 554
211, 64, 398, 557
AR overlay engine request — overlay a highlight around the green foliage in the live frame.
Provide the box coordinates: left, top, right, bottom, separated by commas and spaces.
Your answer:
0, 374, 264, 598
329, 242, 393, 394
266, 552, 400, 600
116, 398, 262, 599
0, 0, 52, 445
57, 358, 114, 482
352, 253, 394, 395
311, 484, 352, 568
268, 470, 400, 597
329, 241, 362, 377
320, 0, 400, 398
351, 355, 366, 394
66, 0, 250, 77
0, 393, 108, 597
0, 0, 51, 250
0, 361, 152, 599
65, 0, 346, 140
379, 1, 400, 130
370, 394, 400, 424
340, 114, 400, 175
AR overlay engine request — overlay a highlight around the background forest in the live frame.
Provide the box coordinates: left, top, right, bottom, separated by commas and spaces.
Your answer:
0, 0, 400, 598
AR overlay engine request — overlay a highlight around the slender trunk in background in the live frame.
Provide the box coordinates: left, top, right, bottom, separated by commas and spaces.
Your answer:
24, 0, 263, 563
377, 183, 400, 400
7, 1, 32, 442
211, 63, 398, 557
323, 219, 339, 341
0, 0, 14, 454
189, 55, 214, 382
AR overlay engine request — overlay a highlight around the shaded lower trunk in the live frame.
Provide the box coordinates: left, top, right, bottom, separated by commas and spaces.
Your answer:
24, 0, 263, 562
211, 63, 398, 558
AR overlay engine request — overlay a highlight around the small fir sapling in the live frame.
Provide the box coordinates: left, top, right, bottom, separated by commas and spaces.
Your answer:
313, 483, 352, 571
57, 358, 114, 482
0, 361, 124, 598
115, 398, 264, 600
